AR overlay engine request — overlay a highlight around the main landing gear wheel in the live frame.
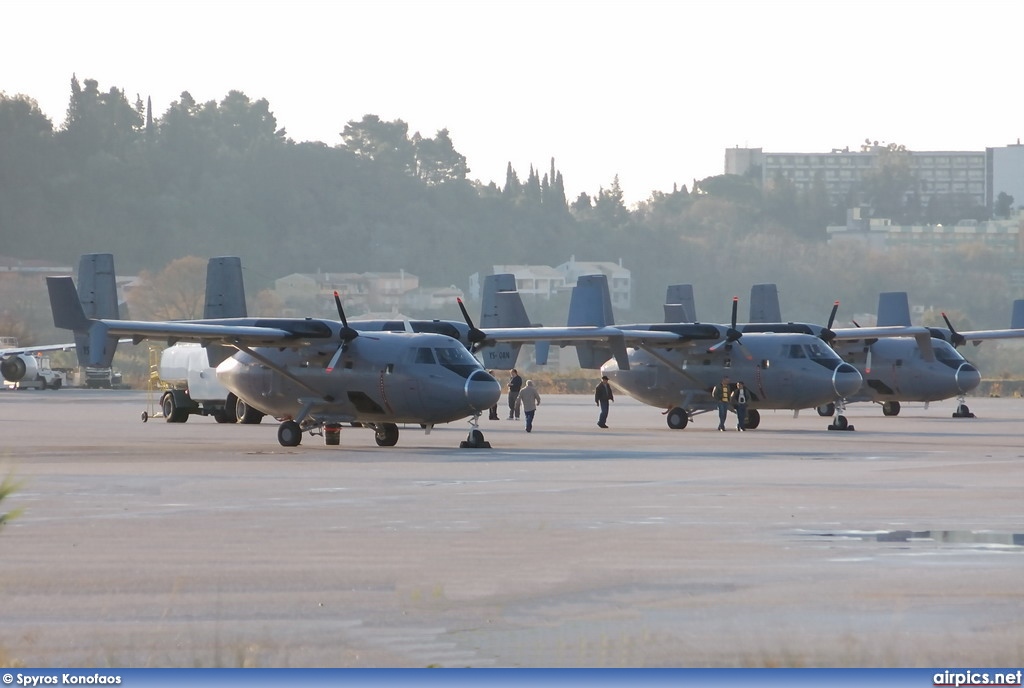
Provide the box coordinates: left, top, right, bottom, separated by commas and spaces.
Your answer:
744, 409, 760, 429
374, 423, 400, 447
882, 401, 901, 417
666, 407, 689, 430
278, 420, 302, 447
817, 402, 835, 417
952, 403, 975, 418
828, 414, 855, 431
460, 428, 491, 449
229, 393, 264, 424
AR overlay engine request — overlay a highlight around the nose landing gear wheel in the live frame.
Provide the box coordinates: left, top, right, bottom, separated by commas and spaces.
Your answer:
952, 403, 974, 418
828, 414, 855, 431
460, 428, 491, 448
278, 420, 302, 447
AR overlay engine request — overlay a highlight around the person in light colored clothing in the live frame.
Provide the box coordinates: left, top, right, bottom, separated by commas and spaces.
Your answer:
517, 379, 541, 432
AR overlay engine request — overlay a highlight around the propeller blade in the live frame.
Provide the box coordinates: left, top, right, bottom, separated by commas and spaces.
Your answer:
730, 296, 738, 331
456, 298, 487, 349
333, 291, 359, 343
941, 312, 966, 347
325, 344, 344, 374
820, 300, 839, 344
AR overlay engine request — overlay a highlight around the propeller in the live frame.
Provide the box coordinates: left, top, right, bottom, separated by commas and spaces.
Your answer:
820, 300, 839, 344
941, 312, 966, 348
707, 297, 752, 359
326, 291, 360, 373
456, 297, 488, 352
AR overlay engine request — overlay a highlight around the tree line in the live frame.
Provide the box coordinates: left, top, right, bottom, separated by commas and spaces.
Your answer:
1, 76, 1021, 357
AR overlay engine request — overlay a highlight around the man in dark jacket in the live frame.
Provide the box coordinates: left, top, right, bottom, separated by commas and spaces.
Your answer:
595, 375, 614, 428
507, 369, 523, 420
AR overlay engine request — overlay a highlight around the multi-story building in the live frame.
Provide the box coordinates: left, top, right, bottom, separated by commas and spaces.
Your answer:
491, 257, 632, 310
827, 208, 1024, 254
725, 142, 1024, 214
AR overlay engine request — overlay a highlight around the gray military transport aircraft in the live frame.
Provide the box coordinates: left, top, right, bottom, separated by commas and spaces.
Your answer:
743, 286, 1024, 420
2, 253, 121, 389
828, 291, 1024, 418
47, 273, 502, 449
480, 274, 866, 431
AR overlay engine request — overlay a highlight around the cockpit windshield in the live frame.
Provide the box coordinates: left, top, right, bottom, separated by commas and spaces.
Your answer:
930, 340, 967, 369
434, 346, 481, 378
782, 341, 844, 369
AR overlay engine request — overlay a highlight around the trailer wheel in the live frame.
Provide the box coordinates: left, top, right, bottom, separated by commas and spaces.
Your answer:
161, 392, 189, 423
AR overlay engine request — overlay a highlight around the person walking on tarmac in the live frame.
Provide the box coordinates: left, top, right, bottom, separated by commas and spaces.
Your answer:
731, 380, 749, 431
595, 375, 614, 428
713, 376, 732, 431
507, 369, 523, 420
517, 379, 541, 432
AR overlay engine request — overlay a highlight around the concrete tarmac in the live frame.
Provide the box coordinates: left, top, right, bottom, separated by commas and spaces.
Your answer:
1, 388, 1022, 667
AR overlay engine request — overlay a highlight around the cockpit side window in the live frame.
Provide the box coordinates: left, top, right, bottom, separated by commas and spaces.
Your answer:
414, 347, 436, 364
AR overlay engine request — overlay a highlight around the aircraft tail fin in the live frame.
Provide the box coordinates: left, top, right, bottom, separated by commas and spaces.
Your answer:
204, 256, 247, 367
479, 273, 525, 369
1011, 300, 1024, 329
205, 256, 247, 319
749, 283, 782, 323
877, 292, 912, 327
664, 284, 696, 323
74, 254, 121, 367
48, 275, 116, 368
568, 274, 616, 369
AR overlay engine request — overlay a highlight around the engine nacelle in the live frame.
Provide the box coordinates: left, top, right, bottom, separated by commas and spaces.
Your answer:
1, 355, 31, 382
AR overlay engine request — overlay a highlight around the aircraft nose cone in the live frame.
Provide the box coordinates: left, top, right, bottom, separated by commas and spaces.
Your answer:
956, 363, 981, 393
832, 362, 862, 398
466, 369, 501, 412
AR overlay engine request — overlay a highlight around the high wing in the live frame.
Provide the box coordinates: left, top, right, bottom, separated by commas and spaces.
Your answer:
958, 328, 1024, 344
829, 325, 938, 361
0, 342, 76, 356
476, 325, 708, 371
48, 275, 331, 365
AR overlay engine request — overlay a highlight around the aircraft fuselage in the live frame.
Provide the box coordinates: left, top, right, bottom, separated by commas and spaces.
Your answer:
216, 332, 500, 425
834, 337, 981, 403
602, 332, 862, 412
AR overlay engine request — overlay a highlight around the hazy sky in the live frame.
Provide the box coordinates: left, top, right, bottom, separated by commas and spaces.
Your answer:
5, 0, 1023, 204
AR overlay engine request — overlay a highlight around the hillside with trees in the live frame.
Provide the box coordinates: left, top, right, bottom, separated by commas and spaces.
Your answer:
1, 77, 1021, 350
